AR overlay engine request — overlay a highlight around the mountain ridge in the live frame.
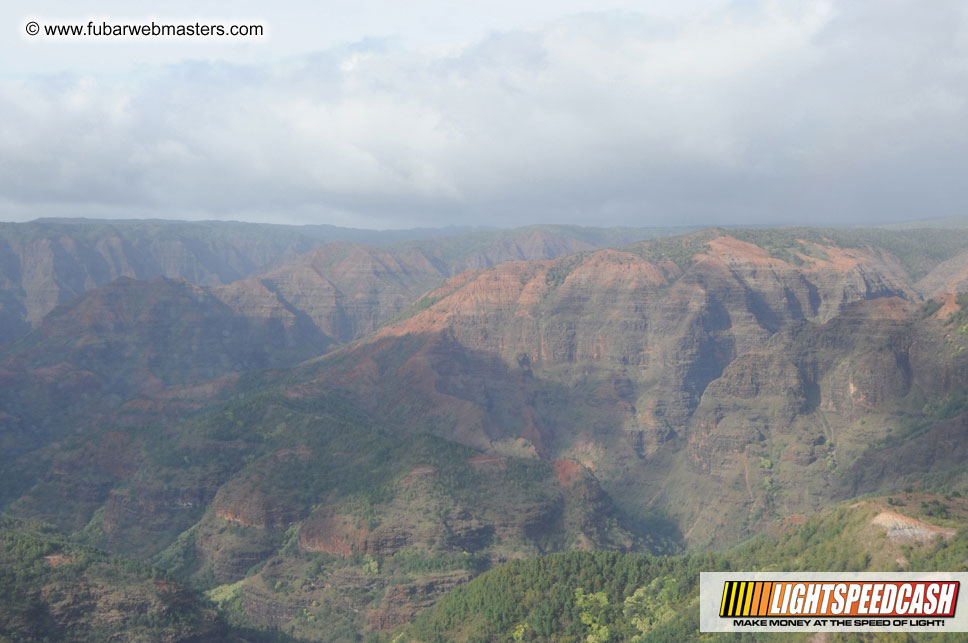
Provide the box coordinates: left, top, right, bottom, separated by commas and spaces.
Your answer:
0, 219, 688, 347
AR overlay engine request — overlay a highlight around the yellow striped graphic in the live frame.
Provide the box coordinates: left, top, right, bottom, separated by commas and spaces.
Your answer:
743, 581, 754, 615
721, 581, 772, 616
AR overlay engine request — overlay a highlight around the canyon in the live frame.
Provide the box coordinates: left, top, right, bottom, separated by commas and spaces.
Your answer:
3, 220, 968, 639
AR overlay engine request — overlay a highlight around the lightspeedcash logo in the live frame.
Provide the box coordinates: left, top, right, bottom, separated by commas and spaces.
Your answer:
701, 572, 968, 633
719, 580, 957, 618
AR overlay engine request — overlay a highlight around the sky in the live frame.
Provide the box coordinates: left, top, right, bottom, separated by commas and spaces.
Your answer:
2, 0, 967, 229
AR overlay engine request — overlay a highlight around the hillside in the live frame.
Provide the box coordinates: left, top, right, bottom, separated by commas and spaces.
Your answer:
399, 493, 968, 641
2, 380, 661, 639
0, 515, 231, 642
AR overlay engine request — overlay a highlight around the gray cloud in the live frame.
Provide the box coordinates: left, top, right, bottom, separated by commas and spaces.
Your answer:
2, 1, 967, 228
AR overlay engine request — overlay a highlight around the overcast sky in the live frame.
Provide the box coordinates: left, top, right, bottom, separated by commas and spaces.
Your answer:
2, 1, 966, 229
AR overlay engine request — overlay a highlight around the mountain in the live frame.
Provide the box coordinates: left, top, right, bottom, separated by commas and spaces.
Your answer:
0, 219, 683, 347
267, 228, 968, 551
0, 219, 327, 346
0, 224, 684, 468
5, 222, 968, 640
0, 275, 335, 468
248, 227, 603, 345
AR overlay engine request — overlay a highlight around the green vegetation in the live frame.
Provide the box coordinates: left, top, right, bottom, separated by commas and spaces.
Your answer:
627, 230, 717, 271
921, 298, 943, 318
8, 493, 968, 642
943, 293, 968, 331
402, 551, 705, 642
399, 499, 968, 642
387, 224, 687, 271
872, 386, 968, 450
0, 514, 229, 641
732, 227, 968, 279
545, 251, 593, 288
541, 227, 716, 288
377, 289, 450, 329
7, 375, 630, 638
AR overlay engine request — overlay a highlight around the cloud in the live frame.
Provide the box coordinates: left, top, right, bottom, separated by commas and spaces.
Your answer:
1, 0, 966, 228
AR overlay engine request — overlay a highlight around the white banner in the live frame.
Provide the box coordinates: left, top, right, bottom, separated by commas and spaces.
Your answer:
700, 571, 968, 632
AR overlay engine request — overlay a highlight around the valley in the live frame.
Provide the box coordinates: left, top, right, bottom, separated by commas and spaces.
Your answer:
3, 220, 968, 640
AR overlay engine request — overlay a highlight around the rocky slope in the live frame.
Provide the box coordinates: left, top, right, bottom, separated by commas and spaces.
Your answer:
275, 229, 968, 550
0, 219, 677, 347
254, 227, 610, 344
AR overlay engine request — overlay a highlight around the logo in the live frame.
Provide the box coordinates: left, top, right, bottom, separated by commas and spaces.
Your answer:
701, 572, 968, 632
719, 580, 958, 618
